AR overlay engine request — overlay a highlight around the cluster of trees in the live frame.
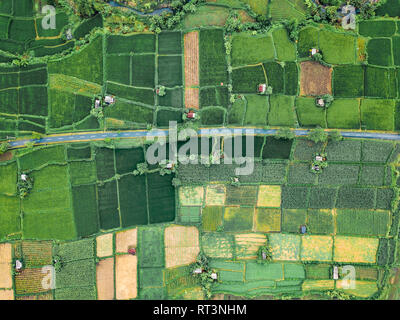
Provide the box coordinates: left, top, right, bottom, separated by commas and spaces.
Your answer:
315, 94, 334, 108
224, 11, 271, 34
133, 160, 178, 176
12, 56, 30, 67
17, 175, 34, 199
0, 142, 10, 155
305, 0, 379, 24
90, 106, 104, 120
146, 0, 202, 33
282, 19, 303, 42
58, 0, 98, 18
190, 252, 215, 299
256, 243, 272, 264
326, 289, 352, 300
311, 51, 331, 67
310, 151, 328, 173
308, 127, 342, 143
274, 127, 342, 143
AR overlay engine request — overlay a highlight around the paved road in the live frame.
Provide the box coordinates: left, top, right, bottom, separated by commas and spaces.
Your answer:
7, 128, 400, 149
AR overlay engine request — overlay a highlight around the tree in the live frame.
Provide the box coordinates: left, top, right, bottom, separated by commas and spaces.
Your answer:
90, 107, 104, 120
136, 162, 149, 175
308, 127, 328, 143
283, 18, 299, 41
31, 132, 44, 140
12, 54, 31, 68
0, 142, 10, 155
70, 0, 97, 18
103, 138, 111, 146
191, 252, 214, 299
329, 130, 343, 142
25, 141, 35, 149
17, 174, 34, 199
315, 94, 334, 108
224, 36, 232, 55
53, 255, 63, 272
224, 12, 242, 33
311, 52, 331, 67
156, 85, 166, 96
256, 243, 272, 264
326, 290, 351, 300
326, 6, 339, 23
275, 127, 295, 140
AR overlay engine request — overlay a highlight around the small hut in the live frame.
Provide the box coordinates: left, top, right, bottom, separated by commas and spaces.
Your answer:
187, 112, 196, 120
66, 28, 73, 40
310, 48, 319, 56
94, 99, 101, 109
262, 251, 267, 260
15, 260, 23, 272
193, 268, 203, 274
312, 164, 320, 171
104, 95, 115, 105
316, 98, 325, 107
258, 84, 267, 94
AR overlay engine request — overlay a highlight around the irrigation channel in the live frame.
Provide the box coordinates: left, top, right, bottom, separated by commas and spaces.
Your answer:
7, 128, 400, 149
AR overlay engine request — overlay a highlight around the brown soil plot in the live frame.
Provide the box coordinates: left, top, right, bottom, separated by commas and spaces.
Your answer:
15, 268, 48, 295
116, 228, 137, 254
96, 233, 114, 258
96, 257, 114, 300
165, 226, 200, 268
184, 31, 199, 87
0, 289, 14, 300
300, 61, 332, 96
185, 87, 199, 110
116, 254, 137, 300
0, 152, 13, 162
0, 243, 12, 289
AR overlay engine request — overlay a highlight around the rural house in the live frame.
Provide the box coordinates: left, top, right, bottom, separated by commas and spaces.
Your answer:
258, 83, 266, 94
193, 268, 203, 274
187, 112, 196, 119
94, 99, 101, 108
104, 95, 115, 105
316, 98, 325, 107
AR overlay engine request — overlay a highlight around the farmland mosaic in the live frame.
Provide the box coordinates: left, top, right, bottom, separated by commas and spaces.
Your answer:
1, 0, 400, 302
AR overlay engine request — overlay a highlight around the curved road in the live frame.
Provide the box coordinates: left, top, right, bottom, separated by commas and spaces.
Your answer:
7, 128, 400, 149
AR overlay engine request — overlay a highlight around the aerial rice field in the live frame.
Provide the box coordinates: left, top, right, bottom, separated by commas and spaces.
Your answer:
0, 0, 399, 301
